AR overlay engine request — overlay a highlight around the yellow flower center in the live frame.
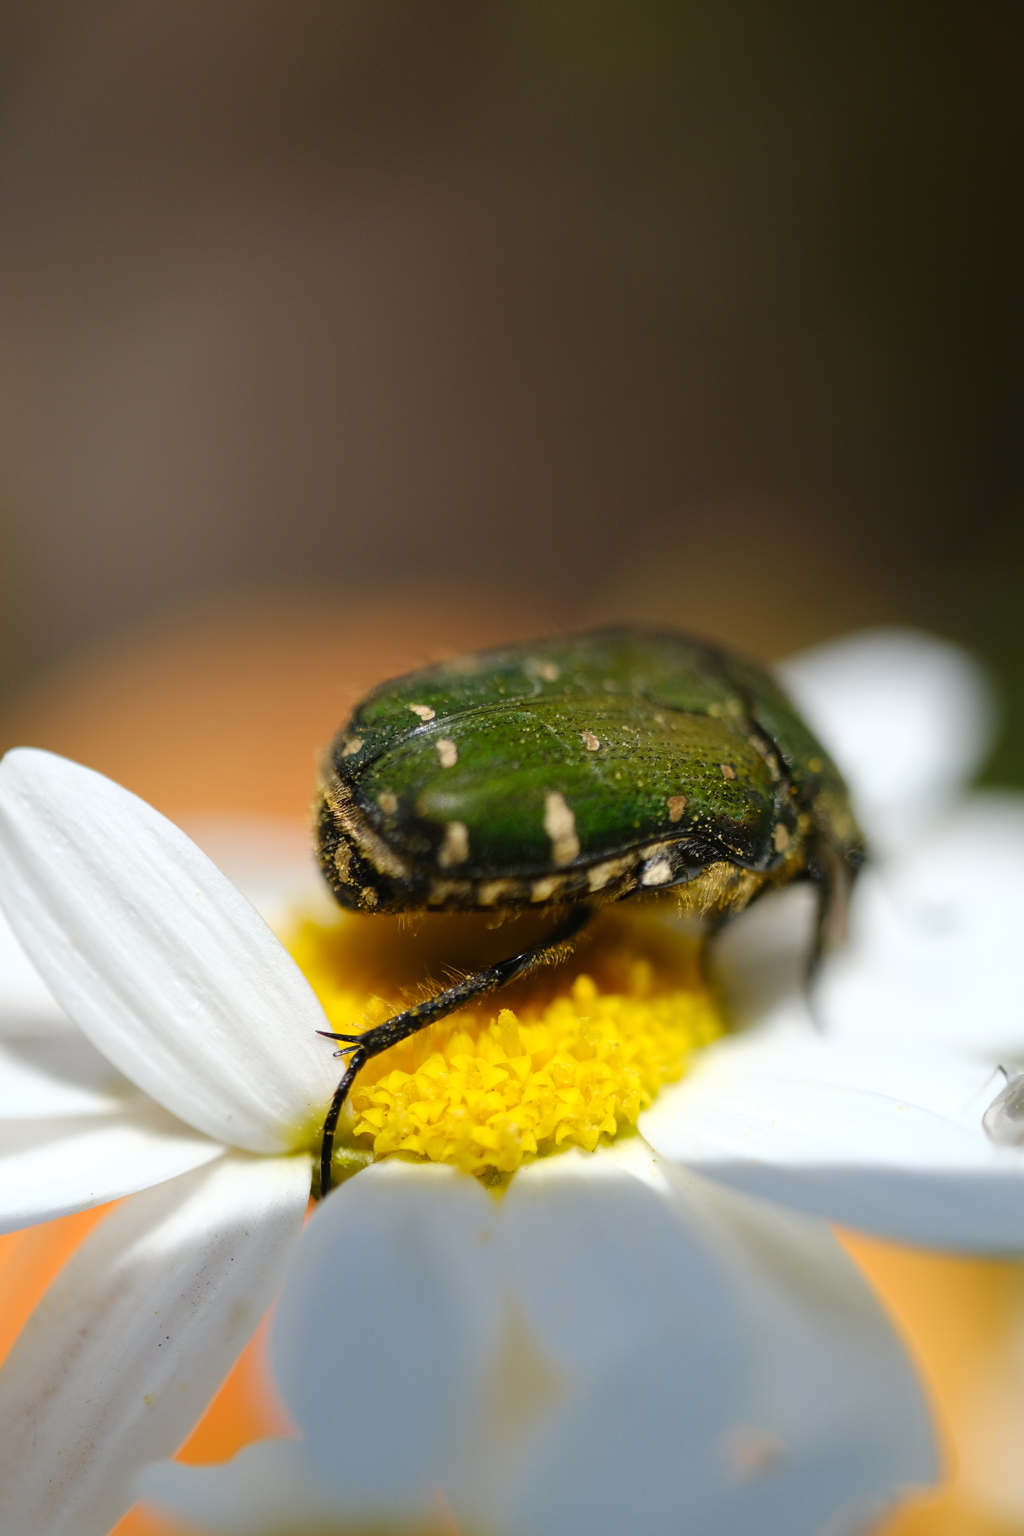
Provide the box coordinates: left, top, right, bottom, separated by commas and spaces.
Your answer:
288, 899, 725, 1180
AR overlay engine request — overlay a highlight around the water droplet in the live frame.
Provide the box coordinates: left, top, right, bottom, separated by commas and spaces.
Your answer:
983, 1072, 1024, 1146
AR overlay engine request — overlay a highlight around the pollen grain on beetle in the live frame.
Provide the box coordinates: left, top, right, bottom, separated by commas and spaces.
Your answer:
288, 905, 724, 1178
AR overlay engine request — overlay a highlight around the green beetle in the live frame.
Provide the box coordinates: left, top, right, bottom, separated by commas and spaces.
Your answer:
314, 626, 862, 1192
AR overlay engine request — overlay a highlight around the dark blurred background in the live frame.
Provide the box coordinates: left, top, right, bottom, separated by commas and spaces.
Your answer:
1, 2, 1022, 783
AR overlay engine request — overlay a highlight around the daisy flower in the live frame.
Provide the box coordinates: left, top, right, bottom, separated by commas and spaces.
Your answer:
0, 627, 1020, 1536
0, 753, 334, 1536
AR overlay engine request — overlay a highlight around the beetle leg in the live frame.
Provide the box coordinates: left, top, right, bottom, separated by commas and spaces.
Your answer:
317, 902, 595, 1196
317, 1047, 369, 1196
807, 836, 855, 975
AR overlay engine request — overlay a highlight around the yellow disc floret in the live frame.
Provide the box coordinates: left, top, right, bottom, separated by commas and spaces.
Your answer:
288, 899, 724, 1178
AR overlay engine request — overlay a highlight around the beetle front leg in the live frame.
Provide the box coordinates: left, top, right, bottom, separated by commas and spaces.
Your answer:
316, 902, 595, 1196
318, 1047, 367, 1200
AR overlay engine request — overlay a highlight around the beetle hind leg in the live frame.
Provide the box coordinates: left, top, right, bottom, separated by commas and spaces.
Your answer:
317, 902, 595, 1197
803, 834, 859, 999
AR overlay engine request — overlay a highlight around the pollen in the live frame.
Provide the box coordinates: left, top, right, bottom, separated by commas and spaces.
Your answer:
288, 902, 725, 1179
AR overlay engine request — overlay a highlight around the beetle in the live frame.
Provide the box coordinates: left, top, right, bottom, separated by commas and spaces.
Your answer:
314, 626, 863, 1192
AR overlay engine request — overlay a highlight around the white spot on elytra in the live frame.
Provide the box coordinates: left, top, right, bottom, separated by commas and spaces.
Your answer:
587, 860, 618, 892
773, 823, 790, 852
720, 763, 736, 780
341, 737, 363, 757
438, 821, 470, 867
436, 738, 458, 768
581, 730, 601, 751
667, 794, 687, 822
377, 792, 398, 815
642, 857, 673, 887
409, 703, 435, 721
543, 792, 579, 866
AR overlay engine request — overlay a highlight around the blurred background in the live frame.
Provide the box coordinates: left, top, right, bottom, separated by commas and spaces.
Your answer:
0, 0, 1022, 799
1, 10, 1024, 1533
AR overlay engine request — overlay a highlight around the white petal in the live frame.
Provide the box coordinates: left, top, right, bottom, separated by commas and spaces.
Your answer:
778, 627, 994, 853
271, 1159, 504, 1526
641, 1016, 1024, 1250
178, 814, 333, 932
140, 1439, 351, 1536
0, 1152, 309, 1536
480, 1146, 744, 1536
819, 793, 1024, 1058
0, 749, 338, 1151
152, 1150, 934, 1536
498, 1144, 934, 1536
0, 1102, 225, 1233
0, 903, 73, 1035
0, 1033, 138, 1118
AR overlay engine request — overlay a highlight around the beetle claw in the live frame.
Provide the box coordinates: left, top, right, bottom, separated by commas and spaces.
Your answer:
315, 1028, 362, 1060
